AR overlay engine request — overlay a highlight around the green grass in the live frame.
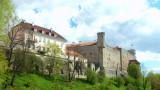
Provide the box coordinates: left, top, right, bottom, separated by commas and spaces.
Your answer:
9, 74, 53, 90
6, 74, 150, 90
7, 74, 97, 90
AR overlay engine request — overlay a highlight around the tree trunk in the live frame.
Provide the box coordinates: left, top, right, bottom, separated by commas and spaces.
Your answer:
8, 47, 13, 66
71, 56, 76, 80
10, 71, 16, 86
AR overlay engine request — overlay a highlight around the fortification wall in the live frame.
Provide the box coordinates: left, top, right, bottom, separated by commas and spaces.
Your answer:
76, 45, 99, 64
103, 47, 121, 76
102, 46, 136, 76
121, 49, 136, 72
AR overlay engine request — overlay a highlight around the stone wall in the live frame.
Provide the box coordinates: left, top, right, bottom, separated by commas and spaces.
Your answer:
102, 46, 136, 76
76, 45, 99, 66
65, 32, 136, 76
103, 47, 121, 76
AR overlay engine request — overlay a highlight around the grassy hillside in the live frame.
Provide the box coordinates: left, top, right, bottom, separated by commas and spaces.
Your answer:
6, 74, 126, 90
7, 74, 96, 90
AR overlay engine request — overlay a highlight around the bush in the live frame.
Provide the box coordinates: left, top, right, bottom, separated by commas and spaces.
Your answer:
126, 83, 137, 90
113, 76, 125, 87
86, 68, 98, 85
97, 66, 105, 83
123, 76, 135, 86
99, 77, 111, 90
135, 79, 143, 90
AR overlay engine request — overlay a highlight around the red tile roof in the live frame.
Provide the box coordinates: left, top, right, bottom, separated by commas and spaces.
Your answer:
129, 59, 140, 65
65, 41, 96, 56
66, 41, 97, 47
18, 22, 67, 41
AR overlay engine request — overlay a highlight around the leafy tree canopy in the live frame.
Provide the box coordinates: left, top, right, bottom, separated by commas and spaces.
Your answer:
0, 0, 14, 44
47, 43, 61, 56
0, 0, 14, 31
127, 64, 141, 79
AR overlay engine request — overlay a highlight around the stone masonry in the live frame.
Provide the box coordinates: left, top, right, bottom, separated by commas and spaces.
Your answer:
65, 32, 137, 76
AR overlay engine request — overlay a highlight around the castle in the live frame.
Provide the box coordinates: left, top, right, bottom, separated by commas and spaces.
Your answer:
9, 22, 139, 76
66, 32, 138, 76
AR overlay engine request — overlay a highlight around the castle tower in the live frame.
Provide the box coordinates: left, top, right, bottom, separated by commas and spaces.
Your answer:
97, 32, 105, 66
97, 32, 105, 48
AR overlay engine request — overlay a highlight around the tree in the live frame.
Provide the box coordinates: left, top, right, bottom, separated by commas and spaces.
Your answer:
127, 64, 141, 79
21, 53, 42, 73
0, 48, 9, 88
7, 20, 23, 66
46, 43, 62, 77
147, 72, 160, 90
10, 45, 28, 86
0, 0, 14, 88
47, 43, 61, 56
0, 0, 14, 32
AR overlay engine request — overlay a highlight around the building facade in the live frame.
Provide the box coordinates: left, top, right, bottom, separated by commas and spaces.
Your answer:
66, 32, 138, 76
10, 21, 67, 54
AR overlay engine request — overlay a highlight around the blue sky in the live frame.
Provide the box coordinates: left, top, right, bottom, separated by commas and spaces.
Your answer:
12, 0, 160, 73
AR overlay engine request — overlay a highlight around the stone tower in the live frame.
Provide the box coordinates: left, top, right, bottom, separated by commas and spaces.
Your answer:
97, 32, 105, 48
97, 32, 105, 66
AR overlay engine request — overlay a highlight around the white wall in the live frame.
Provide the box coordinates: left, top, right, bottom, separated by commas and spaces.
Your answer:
24, 29, 66, 53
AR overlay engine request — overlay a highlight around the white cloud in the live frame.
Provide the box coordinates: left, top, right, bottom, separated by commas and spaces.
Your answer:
136, 50, 160, 62
145, 67, 160, 73
13, 0, 150, 41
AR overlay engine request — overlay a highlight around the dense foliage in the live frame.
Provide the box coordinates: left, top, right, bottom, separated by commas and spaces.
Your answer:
0, 48, 9, 88
0, 0, 14, 31
147, 72, 160, 90
86, 68, 98, 85
127, 63, 141, 79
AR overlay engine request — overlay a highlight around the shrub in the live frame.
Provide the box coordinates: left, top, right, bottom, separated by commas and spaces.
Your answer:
99, 77, 111, 90
86, 68, 98, 85
124, 76, 143, 90
123, 76, 135, 86
135, 79, 143, 90
113, 76, 125, 87
97, 66, 105, 83
126, 83, 137, 90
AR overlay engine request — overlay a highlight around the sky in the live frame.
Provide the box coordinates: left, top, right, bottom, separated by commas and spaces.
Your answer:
12, 0, 160, 73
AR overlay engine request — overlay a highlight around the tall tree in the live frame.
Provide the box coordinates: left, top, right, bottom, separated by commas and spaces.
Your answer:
0, 0, 14, 88
46, 43, 63, 77
0, 0, 14, 32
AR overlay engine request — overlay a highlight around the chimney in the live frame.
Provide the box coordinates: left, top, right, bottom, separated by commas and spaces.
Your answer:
97, 32, 105, 48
